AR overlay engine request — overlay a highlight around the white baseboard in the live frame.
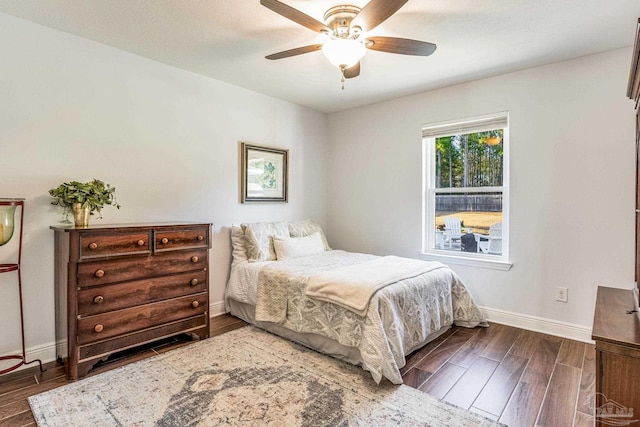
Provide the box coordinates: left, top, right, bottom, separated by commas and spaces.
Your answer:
209, 300, 226, 317
480, 306, 593, 343
0, 341, 57, 373
1, 305, 591, 375
206, 300, 593, 343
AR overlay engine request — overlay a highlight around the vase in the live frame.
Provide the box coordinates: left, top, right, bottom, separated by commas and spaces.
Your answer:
72, 203, 90, 228
0, 204, 17, 246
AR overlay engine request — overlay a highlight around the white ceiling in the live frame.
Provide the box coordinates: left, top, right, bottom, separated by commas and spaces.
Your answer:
0, 0, 638, 113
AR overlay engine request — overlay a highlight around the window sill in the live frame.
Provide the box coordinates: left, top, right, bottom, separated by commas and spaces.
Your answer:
418, 251, 512, 271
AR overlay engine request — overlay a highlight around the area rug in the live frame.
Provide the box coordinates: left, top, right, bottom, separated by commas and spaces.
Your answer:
29, 326, 504, 426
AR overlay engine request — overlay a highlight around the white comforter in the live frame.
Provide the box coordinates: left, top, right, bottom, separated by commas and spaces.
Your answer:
305, 256, 446, 317
226, 250, 486, 384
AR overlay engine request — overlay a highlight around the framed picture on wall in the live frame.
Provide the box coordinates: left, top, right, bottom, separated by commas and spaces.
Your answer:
240, 143, 289, 203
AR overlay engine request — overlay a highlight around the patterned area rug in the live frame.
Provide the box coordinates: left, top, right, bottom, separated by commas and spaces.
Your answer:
29, 326, 504, 426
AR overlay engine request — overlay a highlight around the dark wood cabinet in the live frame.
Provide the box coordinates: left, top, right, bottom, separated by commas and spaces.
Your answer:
591, 20, 640, 426
592, 287, 640, 427
52, 223, 211, 380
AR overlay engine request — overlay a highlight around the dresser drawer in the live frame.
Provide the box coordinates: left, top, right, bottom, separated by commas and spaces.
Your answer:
77, 249, 207, 287
78, 315, 208, 361
78, 231, 152, 260
77, 292, 208, 344
155, 226, 209, 252
78, 271, 207, 316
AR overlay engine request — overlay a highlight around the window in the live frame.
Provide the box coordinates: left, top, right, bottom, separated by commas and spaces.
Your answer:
422, 112, 509, 263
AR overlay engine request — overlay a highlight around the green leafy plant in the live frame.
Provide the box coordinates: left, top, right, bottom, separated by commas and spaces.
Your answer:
49, 179, 121, 221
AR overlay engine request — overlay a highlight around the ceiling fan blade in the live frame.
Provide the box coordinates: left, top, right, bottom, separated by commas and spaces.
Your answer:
344, 62, 361, 79
352, 0, 409, 32
260, 0, 330, 33
266, 44, 323, 60
366, 37, 437, 56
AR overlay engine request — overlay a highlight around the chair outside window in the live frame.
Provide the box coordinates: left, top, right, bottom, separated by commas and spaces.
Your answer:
476, 222, 502, 255
443, 217, 463, 248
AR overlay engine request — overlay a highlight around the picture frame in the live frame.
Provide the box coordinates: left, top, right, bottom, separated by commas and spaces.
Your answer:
240, 142, 289, 203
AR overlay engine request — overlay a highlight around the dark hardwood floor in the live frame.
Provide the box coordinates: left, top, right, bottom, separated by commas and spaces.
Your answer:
0, 315, 594, 427
401, 322, 595, 426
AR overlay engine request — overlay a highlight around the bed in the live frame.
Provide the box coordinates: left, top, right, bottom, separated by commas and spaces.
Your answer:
225, 220, 487, 384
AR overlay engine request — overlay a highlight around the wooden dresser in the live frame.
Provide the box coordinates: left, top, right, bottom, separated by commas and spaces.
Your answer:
592, 286, 640, 427
591, 19, 640, 427
52, 223, 211, 380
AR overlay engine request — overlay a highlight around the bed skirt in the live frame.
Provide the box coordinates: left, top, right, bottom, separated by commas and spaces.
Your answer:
226, 297, 452, 375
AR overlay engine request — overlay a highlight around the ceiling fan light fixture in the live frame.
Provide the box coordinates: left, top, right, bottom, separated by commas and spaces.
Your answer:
261, 0, 435, 81
322, 38, 366, 69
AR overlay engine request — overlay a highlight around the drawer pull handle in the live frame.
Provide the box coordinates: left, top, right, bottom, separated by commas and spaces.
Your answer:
93, 295, 104, 304
89, 242, 98, 250
94, 324, 104, 333
191, 256, 199, 263
190, 278, 199, 286
95, 269, 105, 278
137, 240, 145, 246
191, 301, 200, 308
161, 238, 169, 244
197, 235, 204, 241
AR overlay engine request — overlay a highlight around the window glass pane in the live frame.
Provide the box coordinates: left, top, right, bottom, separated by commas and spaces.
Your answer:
434, 192, 503, 255
435, 129, 504, 188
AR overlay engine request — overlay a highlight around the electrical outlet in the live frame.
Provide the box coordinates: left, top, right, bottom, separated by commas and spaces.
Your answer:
555, 287, 568, 303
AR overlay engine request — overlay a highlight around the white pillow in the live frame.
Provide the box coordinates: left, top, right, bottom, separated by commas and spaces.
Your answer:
241, 221, 290, 262
230, 226, 248, 265
288, 219, 331, 251
272, 232, 325, 261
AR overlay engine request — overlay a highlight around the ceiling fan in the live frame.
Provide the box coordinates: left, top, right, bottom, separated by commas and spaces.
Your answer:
261, 0, 436, 88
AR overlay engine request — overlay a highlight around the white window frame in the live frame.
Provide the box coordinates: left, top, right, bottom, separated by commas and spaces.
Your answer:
420, 112, 511, 270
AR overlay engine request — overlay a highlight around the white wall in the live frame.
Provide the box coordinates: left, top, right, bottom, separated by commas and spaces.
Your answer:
0, 13, 327, 363
327, 48, 635, 333
1, 12, 632, 366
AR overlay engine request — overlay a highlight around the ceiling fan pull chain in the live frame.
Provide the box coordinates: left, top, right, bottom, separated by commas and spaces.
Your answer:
340, 65, 346, 90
